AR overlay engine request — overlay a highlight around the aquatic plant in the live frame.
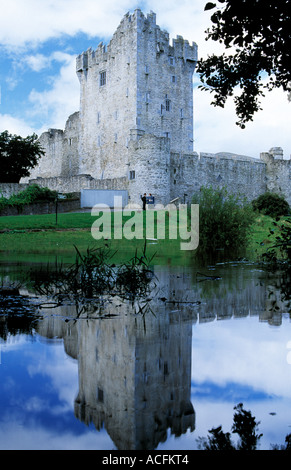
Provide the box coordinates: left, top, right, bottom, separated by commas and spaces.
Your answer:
30, 242, 156, 307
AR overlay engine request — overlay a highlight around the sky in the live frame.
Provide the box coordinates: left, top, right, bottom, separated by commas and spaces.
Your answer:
0, 0, 290, 159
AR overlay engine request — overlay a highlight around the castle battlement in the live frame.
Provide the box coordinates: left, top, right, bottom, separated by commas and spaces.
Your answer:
76, 9, 198, 74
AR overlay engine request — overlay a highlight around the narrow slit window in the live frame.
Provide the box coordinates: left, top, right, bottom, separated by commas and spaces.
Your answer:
97, 387, 104, 403
99, 71, 106, 87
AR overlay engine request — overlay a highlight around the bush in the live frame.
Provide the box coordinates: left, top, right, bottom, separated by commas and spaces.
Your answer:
0, 184, 58, 212
262, 216, 291, 265
252, 192, 290, 218
192, 186, 255, 253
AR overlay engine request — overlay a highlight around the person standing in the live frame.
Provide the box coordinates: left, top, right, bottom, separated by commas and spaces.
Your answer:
141, 193, 147, 210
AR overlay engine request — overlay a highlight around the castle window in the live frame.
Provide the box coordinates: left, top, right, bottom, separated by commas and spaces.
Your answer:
169, 57, 175, 66
97, 387, 104, 403
145, 92, 150, 103
99, 71, 106, 87
171, 75, 176, 83
145, 65, 149, 74
68, 138, 72, 146
180, 108, 184, 119
129, 170, 135, 180
97, 111, 101, 123
114, 133, 118, 143
165, 98, 171, 111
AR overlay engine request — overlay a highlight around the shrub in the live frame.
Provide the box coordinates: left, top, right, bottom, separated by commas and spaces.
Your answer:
192, 186, 255, 253
262, 216, 291, 265
252, 192, 290, 218
0, 184, 58, 212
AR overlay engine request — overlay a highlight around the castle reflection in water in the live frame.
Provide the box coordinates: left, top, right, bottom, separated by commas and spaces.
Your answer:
32, 264, 289, 450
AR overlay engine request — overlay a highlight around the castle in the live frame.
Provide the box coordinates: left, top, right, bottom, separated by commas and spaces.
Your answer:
20, 9, 291, 207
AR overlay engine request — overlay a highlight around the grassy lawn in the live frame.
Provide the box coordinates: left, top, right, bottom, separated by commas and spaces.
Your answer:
0, 210, 286, 265
0, 212, 95, 231
0, 211, 191, 266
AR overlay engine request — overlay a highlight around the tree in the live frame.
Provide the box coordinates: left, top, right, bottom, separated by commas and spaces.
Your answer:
197, 0, 291, 128
197, 403, 262, 450
0, 130, 44, 183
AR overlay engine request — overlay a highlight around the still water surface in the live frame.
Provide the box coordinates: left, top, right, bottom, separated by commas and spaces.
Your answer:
0, 261, 291, 450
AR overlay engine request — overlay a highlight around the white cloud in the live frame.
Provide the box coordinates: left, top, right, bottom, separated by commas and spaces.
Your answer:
25, 54, 52, 73
194, 85, 291, 158
0, 0, 136, 49
192, 317, 291, 399
28, 52, 80, 130
0, 418, 114, 450
0, 113, 36, 136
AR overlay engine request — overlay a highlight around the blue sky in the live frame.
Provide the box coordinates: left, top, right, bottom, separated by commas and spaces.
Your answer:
0, 0, 290, 158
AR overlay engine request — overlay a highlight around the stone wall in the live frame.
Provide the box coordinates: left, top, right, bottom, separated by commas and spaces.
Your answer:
76, 9, 197, 180
23, 112, 80, 181
30, 128, 64, 179
0, 197, 80, 217
0, 183, 29, 199
127, 133, 171, 205
29, 175, 128, 193
170, 151, 267, 204
135, 11, 197, 154
260, 148, 291, 205
76, 11, 138, 180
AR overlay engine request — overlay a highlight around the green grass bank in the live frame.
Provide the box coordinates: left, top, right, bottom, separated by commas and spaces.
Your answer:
0, 210, 284, 266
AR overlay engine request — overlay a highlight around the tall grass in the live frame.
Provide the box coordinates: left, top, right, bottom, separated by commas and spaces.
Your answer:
192, 186, 255, 254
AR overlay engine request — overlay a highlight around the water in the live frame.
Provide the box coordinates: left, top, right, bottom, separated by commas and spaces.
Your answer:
0, 261, 291, 450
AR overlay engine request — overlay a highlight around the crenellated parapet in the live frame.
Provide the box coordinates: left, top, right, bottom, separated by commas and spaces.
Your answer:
76, 9, 198, 76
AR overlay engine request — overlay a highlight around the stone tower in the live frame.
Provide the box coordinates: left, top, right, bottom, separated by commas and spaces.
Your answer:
76, 9, 198, 187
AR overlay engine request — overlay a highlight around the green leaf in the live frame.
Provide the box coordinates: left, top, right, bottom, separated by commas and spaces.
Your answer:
205, 2, 216, 11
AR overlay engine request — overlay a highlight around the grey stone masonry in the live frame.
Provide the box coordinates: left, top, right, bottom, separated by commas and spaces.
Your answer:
76, 9, 197, 180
